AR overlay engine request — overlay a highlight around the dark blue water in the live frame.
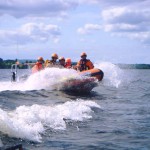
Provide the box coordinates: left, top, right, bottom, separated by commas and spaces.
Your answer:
0, 63, 150, 150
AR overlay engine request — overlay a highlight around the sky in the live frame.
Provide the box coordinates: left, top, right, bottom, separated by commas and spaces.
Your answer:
0, 0, 150, 63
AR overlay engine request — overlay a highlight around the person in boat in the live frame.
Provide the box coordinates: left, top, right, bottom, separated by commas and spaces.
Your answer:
58, 57, 72, 68
45, 53, 58, 67
76, 52, 94, 71
65, 58, 72, 68
58, 57, 66, 67
32, 57, 44, 73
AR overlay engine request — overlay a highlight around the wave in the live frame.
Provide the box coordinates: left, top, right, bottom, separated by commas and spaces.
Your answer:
0, 100, 100, 142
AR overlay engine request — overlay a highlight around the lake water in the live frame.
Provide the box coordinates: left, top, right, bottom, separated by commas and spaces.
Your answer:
0, 62, 149, 150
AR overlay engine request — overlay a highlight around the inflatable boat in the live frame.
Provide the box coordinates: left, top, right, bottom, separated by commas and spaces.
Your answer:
60, 68, 104, 93
60, 76, 98, 93
11, 64, 103, 93
80, 68, 104, 81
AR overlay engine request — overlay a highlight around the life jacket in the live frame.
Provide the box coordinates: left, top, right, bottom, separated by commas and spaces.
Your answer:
45, 59, 57, 68
32, 62, 43, 73
77, 59, 94, 71
65, 62, 72, 68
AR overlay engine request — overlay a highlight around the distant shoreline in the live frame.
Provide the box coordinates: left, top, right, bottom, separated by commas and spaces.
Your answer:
117, 64, 150, 69
0, 58, 150, 69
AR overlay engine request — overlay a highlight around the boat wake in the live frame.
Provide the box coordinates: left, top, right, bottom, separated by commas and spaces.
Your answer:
0, 100, 100, 142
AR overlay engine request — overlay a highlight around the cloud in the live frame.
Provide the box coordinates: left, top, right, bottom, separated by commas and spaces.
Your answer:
1, 0, 150, 45
102, 6, 150, 25
79, 0, 144, 6
98, 0, 150, 44
77, 0, 150, 44
77, 24, 102, 35
0, 23, 61, 45
104, 23, 144, 32
0, 0, 78, 18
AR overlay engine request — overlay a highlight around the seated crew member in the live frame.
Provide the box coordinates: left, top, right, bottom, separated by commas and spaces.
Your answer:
59, 57, 65, 67
45, 53, 58, 67
65, 58, 72, 68
32, 57, 44, 73
76, 52, 94, 71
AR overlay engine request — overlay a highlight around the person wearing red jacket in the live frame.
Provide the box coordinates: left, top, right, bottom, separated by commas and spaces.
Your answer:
32, 57, 44, 73
65, 58, 72, 68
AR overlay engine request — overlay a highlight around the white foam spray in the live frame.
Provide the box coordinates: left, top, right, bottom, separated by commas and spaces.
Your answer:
0, 100, 100, 142
0, 68, 82, 92
94, 61, 124, 88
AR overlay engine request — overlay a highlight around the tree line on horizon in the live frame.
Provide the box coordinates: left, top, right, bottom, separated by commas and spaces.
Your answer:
0, 58, 150, 69
117, 63, 150, 69
0, 58, 34, 69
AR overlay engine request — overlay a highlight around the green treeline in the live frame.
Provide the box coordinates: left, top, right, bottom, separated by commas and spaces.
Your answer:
0, 58, 33, 69
1, 58, 150, 69
0, 58, 16, 69
117, 64, 150, 69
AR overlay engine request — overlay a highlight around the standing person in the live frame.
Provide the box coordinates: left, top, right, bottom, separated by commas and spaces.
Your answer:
45, 53, 58, 67
32, 57, 44, 73
76, 52, 94, 71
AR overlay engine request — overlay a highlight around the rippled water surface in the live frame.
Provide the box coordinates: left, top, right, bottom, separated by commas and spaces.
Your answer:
0, 62, 150, 150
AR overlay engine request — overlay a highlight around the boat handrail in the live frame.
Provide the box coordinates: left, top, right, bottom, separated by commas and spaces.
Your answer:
10, 63, 31, 82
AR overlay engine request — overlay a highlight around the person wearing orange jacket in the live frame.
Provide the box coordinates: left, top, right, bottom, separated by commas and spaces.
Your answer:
58, 57, 72, 69
32, 57, 44, 73
76, 52, 94, 71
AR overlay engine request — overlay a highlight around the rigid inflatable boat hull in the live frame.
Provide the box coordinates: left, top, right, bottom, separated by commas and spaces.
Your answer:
61, 77, 98, 93
80, 68, 104, 81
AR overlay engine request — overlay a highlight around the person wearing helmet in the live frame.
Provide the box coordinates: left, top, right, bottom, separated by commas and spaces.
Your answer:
45, 53, 58, 67
65, 58, 72, 68
58, 57, 65, 67
32, 57, 44, 73
76, 52, 94, 71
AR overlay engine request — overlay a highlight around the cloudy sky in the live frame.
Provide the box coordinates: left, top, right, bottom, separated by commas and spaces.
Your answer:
0, 0, 150, 63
